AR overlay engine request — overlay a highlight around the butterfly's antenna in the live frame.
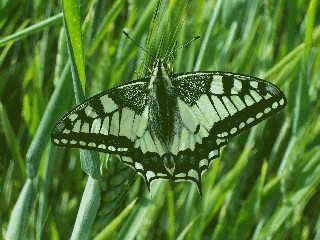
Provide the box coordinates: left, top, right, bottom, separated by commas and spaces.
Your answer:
164, 36, 200, 61
123, 31, 156, 60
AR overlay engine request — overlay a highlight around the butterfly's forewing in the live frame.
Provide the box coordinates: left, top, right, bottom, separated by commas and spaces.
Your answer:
51, 80, 150, 154
172, 71, 287, 138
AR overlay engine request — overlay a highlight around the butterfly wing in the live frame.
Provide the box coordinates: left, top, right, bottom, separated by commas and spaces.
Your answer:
51, 80, 150, 154
156, 71, 287, 192
172, 71, 287, 138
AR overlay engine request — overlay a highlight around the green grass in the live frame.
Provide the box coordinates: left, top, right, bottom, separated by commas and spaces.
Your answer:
0, 0, 320, 239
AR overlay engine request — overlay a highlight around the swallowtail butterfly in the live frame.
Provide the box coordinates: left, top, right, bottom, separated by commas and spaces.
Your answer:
52, 36, 287, 195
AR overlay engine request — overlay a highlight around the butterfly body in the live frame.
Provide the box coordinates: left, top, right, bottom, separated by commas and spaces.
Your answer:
52, 58, 286, 195
148, 59, 178, 149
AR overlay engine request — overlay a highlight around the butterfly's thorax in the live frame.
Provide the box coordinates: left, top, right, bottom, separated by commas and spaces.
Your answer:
148, 60, 178, 148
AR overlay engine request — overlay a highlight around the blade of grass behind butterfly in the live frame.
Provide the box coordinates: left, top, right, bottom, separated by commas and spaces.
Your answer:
141, 0, 168, 72
36, 28, 69, 239
0, 102, 25, 180
230, 17, 261, 73
90, 155, 136, 237
211, 160, 267, 240
255, 115, 320, 237
292, 0, 318, 136
62, 0, 102, 239
0, 14, 62, 47
117, 181, 165, 240
93, 198, 137, 240
203, 142, 254, 228
5, 179, 35, 240
194, 0, 222, 71
37, 145, 64, 239
87, 0, 126, 57
230, 161, 268, 239
257, 155, 320, 239
6, 30, 73, 240
216, 21, 237, 69
209, 123, 262, 239
5, 58, 73, 239
111, 0, 158, 86
162, 0, 192, 58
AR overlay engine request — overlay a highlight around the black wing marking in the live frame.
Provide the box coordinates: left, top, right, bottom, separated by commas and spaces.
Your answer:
51, 80, 150, 154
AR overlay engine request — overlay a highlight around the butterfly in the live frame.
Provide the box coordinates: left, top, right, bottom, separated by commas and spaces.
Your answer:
51, 35, 287, 195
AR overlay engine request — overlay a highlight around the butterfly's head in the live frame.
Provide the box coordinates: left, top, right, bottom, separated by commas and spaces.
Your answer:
152, 58, 171, 73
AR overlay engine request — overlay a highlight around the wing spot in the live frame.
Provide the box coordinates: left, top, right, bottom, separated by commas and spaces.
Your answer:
81, 122, 90, 133
199, 159, 209, 167
264, 107, 271, 114
100, 95, 118, 113
98, 144, 106, 149
70, 140, 77, 144
72, 120, 81, 133
85, 106, 98, 118
244, 95, 254, 106
230, 127, 237, 134
279, 99, 285, 105
79, 141, 86, 146
157, 173, 167, 177
230, 96, 246, 110
110, 112, 120, 136
135, 162, 144, 170
54, 139, 60, 144
188, 169, 199, 181
250, 81, 258, 88
208, 150, 218, 159
176, 173, 186, 178
216, 139, 225, 145
256, 112, 263, 119
239, 122, 245, 129
272, 102, 278, 109
61, 139, 68, 144
119, 108, 135, 138
211, 96, 229, 119
88, 142, 96, 147
210, 76, 224, 94
91, 118, 102, 134
247, 118, 254, 124
231, 80, 242, 93
178, 99, 200, 133
108, 146, 116, 151
250, 90, 263, 102
69, 113, 78, 121
265, 93, 272, 99
222, 96, 237, 115
146, 171, 156, 181
63, 129, 70, 134
101, 117, 110, 135
122, 156, 133, 163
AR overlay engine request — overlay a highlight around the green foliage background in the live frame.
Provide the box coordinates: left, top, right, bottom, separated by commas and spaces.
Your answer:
0, 0, 320, 239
